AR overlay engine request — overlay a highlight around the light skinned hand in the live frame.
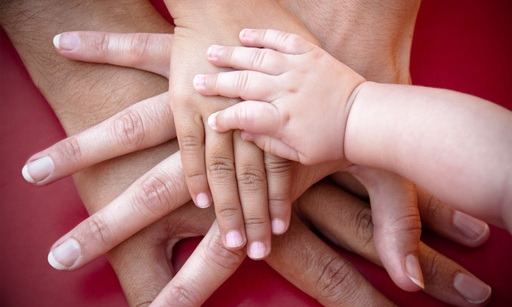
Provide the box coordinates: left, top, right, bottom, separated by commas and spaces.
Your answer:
26, 28, 424, 291
28, 30, 492, 304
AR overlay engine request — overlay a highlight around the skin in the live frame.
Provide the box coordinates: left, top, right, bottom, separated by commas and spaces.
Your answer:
199, 28, 512, 233
0, 0, 493, 305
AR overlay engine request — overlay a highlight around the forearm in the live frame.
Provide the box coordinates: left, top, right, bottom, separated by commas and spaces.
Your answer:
345, 81, 512, 225
280, 0, 421, 84
1, 0, 172, 135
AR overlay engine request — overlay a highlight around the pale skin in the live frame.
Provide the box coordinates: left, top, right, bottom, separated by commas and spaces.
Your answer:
3, 0, 496, 305
198, 28, 512, 233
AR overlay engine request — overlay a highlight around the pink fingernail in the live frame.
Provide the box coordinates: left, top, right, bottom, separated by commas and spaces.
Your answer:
226, 230, 244, 248
248, 241, 267, 260
207, 45, 220, 60
196, 192, 211, 208
453, 211, 489, 243
53, 33, 79, 51
22, 156, 54, 184
454, 273, 492, 304
272, 219, 287, 235
208, 113, 218, 130
48, 238, 80, 270
193, 75, 206, 90
405, 254, 424, 289
240, 29, 254, 39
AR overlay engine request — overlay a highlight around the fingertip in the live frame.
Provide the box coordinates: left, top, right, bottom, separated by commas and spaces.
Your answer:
53, 33, 79, 51
225, 230, 245, 249
195, 192, 212, 209
405, 254, 425, 290
271, 218, 288, 235
247, 241, 269, 260
52, 34, 61, 49
207, 112, 219, 131
193, 74, 206, 92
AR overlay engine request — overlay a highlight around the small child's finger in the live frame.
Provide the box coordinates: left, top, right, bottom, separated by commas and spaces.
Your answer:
244, 134, 301, 163
194, 71, 278, 102
238, 28, 315, 55
206, 45, 287, 75
208, 101, 280, 135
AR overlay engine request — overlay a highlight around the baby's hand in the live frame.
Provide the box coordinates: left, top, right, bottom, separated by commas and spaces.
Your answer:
194, 28, 366, 165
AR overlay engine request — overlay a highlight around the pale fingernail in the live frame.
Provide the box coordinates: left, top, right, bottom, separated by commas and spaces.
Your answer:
453, 211, 489, 242
405, 254, 425, 289
208, 113, 218, 130
454, 272, 492, 304
22, 156, 54, 184
53, 33, 79, 51
193, 74, 206, 90
271, 219, 287, 235
226, 230, 244, 248
240, 28, 254, 39
195, 192, 211, 208
207, 45, 220, 59
248, 241, 267, 260
48, 238, 80, 270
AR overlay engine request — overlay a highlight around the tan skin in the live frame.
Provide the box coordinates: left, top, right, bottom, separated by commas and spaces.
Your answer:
1, 0, 492, 305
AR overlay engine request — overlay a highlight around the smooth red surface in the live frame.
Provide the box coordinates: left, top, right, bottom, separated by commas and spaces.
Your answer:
1, 1, 511, 306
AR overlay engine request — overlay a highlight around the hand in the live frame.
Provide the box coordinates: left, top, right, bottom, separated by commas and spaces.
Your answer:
162, 0, 322, 258
197, 28, 364, 165
30, 27, 422, 291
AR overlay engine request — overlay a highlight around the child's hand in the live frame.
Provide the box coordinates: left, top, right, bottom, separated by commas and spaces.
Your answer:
194, 28, 366, 165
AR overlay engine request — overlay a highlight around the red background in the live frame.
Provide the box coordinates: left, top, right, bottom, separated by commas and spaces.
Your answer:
1, 1, 511, 306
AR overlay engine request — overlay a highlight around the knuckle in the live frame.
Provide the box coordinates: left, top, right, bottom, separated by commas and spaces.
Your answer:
94, 32, 110, 57
207, 156, 235, 179
164, 283, 200, 307
316, 257, 357, 302
243, 216, 268, 229
353, 208, 374, 249
234, 71, 250, 95
180, 135, 203, 156
265, 155, 293, 175
59, 136, 84, 165
112, 108, 145, 150
128, 33, 150, 62
249, 49, 267, 69
392, 211, 422, 233
237, 166, 266, 189
133, 175, 175, 217
85, 214, 113, 248
419, 251, 441, 283
205, 236, 245, 271
216, 205, 240, 221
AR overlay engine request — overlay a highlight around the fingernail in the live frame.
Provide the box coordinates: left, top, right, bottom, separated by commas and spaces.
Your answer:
226, 230, 244, 248
195, 192, 211, 208
272, 219, 287, 235
22, 156, 54, 184
405, 254, 425, 289
193, 74, 206, 90
208, 113, 218, 130
454, 272, 492, 304
453, 211, 489, 242
248, 241, 267, 260
240, 29, 254, 39
207, 45, 220, 59
48, 238, 80, 270
53, 33, 79, 51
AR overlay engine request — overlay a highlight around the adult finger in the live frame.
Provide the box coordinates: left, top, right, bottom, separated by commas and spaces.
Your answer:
297, 182, 492, 306
22, 93, 173, 185
352, 167, 424, 292
265, 153, 293, 235
205, 44, 288, 75
47, 151, 190, 271
194, 70, 279, 101
54, 32, 173, 78
266, 213, 392, 306
151, 221, 246, 307
239, 28, 316, 55
234, 132, 272, 259
204, 129, 246, 250
417, 186, 490, 248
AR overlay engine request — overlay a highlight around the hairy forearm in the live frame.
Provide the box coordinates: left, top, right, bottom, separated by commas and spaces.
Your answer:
280, 0, 421, 84
1, 0, 172, 135
345, 82, 512, 225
